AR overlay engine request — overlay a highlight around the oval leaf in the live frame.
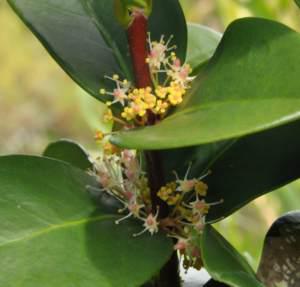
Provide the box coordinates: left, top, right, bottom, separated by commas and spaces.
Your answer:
8, 0, 126, 101
111, 18, 300, 149
43, 139, 93, 170
201, 225, 263, 287
0, 155, 173, 287
186, 23, 221, 73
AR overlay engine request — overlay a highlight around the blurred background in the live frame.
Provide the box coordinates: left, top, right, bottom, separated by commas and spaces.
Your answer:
1, 0, 300, 270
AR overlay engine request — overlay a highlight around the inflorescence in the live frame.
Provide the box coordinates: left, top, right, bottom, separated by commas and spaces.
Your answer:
99, 34, 195, 127
92, 35, 222, 271
91, 145, 223, 270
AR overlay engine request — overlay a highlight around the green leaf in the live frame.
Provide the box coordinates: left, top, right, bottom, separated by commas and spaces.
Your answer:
8, 0, 127, 101
295, 0, 300, 9
149, 0, 187, 62
162, 120, 300, 222
160, 140, 233, 183
8, 0, 187, 102
205, 120, 300, 221
85, 0, 187, 61
111, 18, 300, 149
186, 23, 221, 73
43, 139, 93, 170
76, 88, 113, 132
0, 155, 173, 287
201, 225, 263, 287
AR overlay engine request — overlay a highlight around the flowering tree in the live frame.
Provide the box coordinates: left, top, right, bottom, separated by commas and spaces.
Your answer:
2, 0, 300, 286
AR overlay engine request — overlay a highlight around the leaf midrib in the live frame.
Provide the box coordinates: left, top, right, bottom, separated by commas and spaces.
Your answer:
0, 214, 117, 249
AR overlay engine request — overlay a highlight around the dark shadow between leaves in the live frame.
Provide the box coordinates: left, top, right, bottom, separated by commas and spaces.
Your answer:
206, 120, 300, 221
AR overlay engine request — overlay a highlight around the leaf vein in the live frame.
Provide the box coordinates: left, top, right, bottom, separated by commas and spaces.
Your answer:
0, 214, 117, 249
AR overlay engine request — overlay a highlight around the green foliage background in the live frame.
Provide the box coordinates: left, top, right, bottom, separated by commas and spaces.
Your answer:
1, 0, 300, 269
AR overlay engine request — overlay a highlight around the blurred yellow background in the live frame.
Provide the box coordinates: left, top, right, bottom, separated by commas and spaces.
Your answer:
1, 0, 300, 269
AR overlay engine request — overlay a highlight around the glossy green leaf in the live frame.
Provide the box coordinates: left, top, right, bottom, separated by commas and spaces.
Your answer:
76, 88, 113, 132
205, 120, 300, 221
160, 140, 233, 183
85, 0, 187, 61
148, 0, 187, 62
0, 155, 173, 287
201, 225, 263, 287
43, 139, 93, 170
186, 23, 221, 73
158, 119, 300, 222
111, 18, 300, 149
8, 0, 126, 101
8, 0, 186, 102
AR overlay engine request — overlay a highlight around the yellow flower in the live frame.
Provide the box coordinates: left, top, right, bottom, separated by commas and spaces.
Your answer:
121, 107, 135, 121
154, 100, 169, 114
157, 181, 177, 204
103, 142, 120, 155
99, 88, 106, 95
179, 206, 193, 222
131, 100, 147, 117
195, 181, 208, 197
103, 108, 113, 123
168, 81, 186, 105
143, 89, 157, 109
166, 193, 181, 205
101, 34, 195, 126
170, 52, 177, 61
155, 86, 168, 99
94, 130, 105, 142
157, 186, 171, 201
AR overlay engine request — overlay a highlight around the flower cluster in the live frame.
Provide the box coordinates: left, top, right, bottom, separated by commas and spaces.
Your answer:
157, 165, 223, 270
91, 143, 160, 237
91, 138, 223, 270
99, 34, 195, 126
93, 33, 219, 272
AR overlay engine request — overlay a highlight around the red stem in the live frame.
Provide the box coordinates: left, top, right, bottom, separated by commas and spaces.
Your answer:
127, 10, 168, 216
126, 11, 180, 287
127, 11, 152, 88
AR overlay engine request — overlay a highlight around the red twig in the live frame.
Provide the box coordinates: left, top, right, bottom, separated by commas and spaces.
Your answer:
126, 10, 180, 287
127, 10, 152, 88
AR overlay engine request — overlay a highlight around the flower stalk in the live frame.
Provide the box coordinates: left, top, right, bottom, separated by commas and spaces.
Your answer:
126, 9, 181, 287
